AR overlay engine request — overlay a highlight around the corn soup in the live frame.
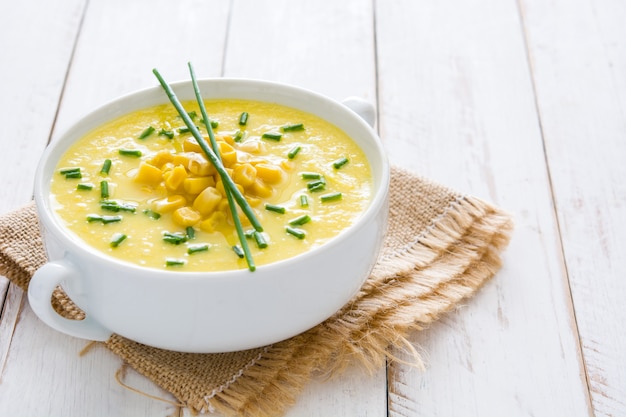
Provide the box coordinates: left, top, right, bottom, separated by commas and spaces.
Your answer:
50, 99, 372, 271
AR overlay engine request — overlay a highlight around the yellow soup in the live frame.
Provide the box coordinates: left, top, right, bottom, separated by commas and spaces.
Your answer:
50, 99, 372, 271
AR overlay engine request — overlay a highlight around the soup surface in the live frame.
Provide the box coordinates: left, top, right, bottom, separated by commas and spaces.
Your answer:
50, 99, 372, 271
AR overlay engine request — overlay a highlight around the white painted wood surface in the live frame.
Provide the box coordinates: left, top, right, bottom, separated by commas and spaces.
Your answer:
1, 0, 624, 416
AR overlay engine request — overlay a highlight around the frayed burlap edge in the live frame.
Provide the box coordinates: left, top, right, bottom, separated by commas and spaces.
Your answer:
146, 193, 514, 416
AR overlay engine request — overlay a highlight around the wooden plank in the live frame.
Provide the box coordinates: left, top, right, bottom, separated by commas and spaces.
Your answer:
0, 283, 23, 383
520, 0, 626, 415
0, 0, 230, 416
0, 299, 180, 416
0, 0, 85, 305
52, 0, 229, 140
0, 0, 85, 211
219, 1, 387, 416
223, 0, 376, 102
0, 0, 87, 409
375, 0, 592, 415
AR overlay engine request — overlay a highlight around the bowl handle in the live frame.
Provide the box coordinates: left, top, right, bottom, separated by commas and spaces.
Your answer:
342, 97, 376, 128
27, 260, 112, 341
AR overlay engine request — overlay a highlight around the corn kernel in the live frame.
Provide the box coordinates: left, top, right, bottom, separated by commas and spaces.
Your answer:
218, 141, 238, 167
238, 140, 266, 154
172, 206, 201, 227
192, 186, 222, 216
246, 196, 262, 207
232, 163, 256, 188
152, 195, 187, 213
250, 179, 273, 198
149, 150, 174, 168
164, 164, 188, 191
134, 162, 163, 185
188, 154, 216, 176
255, 163, 283, 184
218, 199, 230, 215
216, 133, 234, 146
184, 176, 215, 195
280, 159, 295, 171
215, 178, 244, 197
235, 209, 252, 227
172, 153, 191, 166
182, 137, 202, 153
200, 211, 226, 233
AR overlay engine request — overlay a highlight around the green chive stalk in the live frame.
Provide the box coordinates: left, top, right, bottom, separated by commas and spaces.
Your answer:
185, 62, 257, 271
152, 67, 262, 234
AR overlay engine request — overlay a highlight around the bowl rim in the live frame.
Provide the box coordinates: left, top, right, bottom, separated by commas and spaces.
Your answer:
34, 77, 390, 280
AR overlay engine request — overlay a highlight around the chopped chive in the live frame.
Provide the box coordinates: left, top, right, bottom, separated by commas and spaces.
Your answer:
178, 126, 192, 134
59, 167, 82, 179
187, 111, 197, 119
165, 258, 186, 267
332, 157, 349, 169
308, 183, 325, 192
100, 200, 136, 213
100, 159, 112, 175
232, 244, 245, 258
301, 172, 322, 180
187, 244, 209, 254
158, 129, 175, 139
100, 181, 109, 199
234, 130, 245, 142
289, 214, 311, 226
59, 167, 81, 175
154, 66, 263, 234
102, 215, 123, 224
64, 171, 82, 179
86, 214, 103, 223
287, 145, 301, 159
100, 200, 119, 212
163, 231, 187, 245
184, 62, 259, 272
281, 123, 304, 132
244, 229, 256, 239
76, 183, 94, 191
307, 179, 326, 192
138, 126, 155, 139
186, 226, 195, 240
86, 214, 122, 224
265, 204, 286, 214
239, 112, 249, 126
286, 226, 306, 240
200, 119, 219, 129
119, 149, 142, 157
119, 204, 136, 213
299, 194, 309, 207
253, 231, 268, 249
143, 209, 161, 220
262, 132, 282, 141
110, 233, 127, 248
320, 192, 343, 202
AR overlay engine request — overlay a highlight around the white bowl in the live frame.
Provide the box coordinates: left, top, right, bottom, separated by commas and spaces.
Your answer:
29, 79, 390, 353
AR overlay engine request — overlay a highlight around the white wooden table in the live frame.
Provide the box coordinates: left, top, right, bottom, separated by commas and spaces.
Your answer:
1, 0, 624, 415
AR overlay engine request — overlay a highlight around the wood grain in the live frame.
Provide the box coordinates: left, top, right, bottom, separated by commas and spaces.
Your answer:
0, 0, 87, 408
219, 1, 385, 415
1, 0, 624, 415
375, 0, 592, 415
0, 0, 86, 320
520, 0, 626, 415
0, 0, 229, 415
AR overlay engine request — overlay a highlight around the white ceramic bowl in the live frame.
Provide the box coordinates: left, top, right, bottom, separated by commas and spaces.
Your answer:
29, 79, 390, 353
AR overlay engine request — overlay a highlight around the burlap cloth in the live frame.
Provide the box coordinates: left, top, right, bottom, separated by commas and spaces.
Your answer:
0, 166, 513, 416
